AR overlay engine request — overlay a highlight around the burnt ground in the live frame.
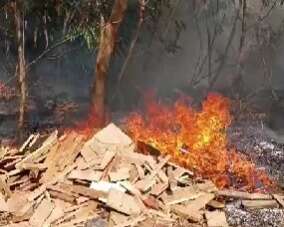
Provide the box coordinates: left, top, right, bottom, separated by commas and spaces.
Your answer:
228, 118, 284, 188
226, 202, 284, 227
227, 115, 284, 226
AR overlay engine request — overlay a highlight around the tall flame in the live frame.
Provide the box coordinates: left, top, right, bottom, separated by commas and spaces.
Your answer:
125, 92, 273, 191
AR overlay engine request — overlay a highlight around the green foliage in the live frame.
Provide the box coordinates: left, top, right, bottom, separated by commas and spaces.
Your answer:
67, 22, 100, 49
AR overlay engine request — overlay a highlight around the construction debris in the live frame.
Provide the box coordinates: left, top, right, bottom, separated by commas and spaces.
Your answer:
0, 123, 283, 226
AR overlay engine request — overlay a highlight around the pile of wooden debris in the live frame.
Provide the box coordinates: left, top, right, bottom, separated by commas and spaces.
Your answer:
0, 123, 283, 227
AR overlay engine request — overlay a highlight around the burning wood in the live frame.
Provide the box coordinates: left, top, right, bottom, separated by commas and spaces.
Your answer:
0, 123, 282, 226
125, 92, 273, 190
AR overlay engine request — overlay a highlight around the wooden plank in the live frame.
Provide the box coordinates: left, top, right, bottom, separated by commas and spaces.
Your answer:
107, 189, 142, 215
19, 134, 35, 153
6, 222, 30, 227
28, 133, 40, 148
205, 210, 229, 227
7, 192, 28, 213
58, 183, 107, 200
80, 143, 98, 164
97, 150, 116, 170
49, 190, 76, 203
184, 193, 215, 211
207, 200, 225, 209
41, 132, 83, 184
150, 181, 168, 196
164, 186, 202, 205
217, 190, 272, 200
28, 163, 77, 202
18, 163, 47, 171
109, 167, 130, 182
273, 194, 284, 208
68, 169, 103, 182
196, 181, 218, 193
16, 130, 58, 168
54, 202, 97, 226
242, 200, 279, 209
93, 123, 133, 146
171, 204, 203, 223
0, 195, 9, 212
0, 175, 12, 199
109, 211, 129, 226
29, 199, 54, 227
43, 200, 65, 225
135, 155, 170, 192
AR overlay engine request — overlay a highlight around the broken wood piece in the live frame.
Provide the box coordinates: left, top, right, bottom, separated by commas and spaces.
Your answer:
12, 201, 34, 222
44, 200, 65, 225
207, 200, 225, 209
116, 215, 146, 227
75, 157, 89, 170
107, 188, 141, 215
217, 190, 272, 200
6, 222, 30, 227
49, 190, 76, 203
59, 183, 107, 200
29, 199, 54, 227
242, 200, 279, 209
164, 186, 202, 205
171, 204, 203, 223
54, 201, 97, 226
80, 142, 99, 164
109, 211, 129, 226
142, 195, 160, 210
196, 180, 218, 193
135, 176, 156, 193
19, 134, 35, 153
184, 192, 215, 211
135, 155, 170, 192
273, 194, 284, 208
18, 163, 47, 171
41, 132, 83, 184
93, 123, 134, 146
109, 167, 130, 182
168, 162, 194, 177
0, 195, 9, 212
16, 130, 58, 169
68, 169, 103, 182
205, 210, 228, 227
7, 192, 28, 213
28, 133, 40, 148
28, 163, 77, 202
0, 175, 12, 199
97, 150, 116, 170
28, 184, 48, 202
150, 181, 169, 196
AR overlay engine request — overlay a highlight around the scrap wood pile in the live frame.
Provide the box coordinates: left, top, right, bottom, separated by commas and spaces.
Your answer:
0, 123, 283, 227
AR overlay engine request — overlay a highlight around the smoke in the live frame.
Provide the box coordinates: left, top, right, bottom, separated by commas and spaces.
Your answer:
115, 1, 284, 111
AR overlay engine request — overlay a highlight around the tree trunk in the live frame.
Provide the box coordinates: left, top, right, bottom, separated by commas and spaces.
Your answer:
13, 1, 27, 141
91, 0, 128, 126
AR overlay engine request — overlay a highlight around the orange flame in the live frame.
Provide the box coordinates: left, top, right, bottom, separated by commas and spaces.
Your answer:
75, 107, 104, 138
125, 92, 273, 191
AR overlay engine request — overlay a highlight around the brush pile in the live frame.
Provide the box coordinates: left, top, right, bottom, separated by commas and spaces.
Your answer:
0, 123, 283, 227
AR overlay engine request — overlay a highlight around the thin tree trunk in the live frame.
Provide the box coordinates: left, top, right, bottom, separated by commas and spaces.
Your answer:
13, 1, 27, 141
91, 0, 128, 126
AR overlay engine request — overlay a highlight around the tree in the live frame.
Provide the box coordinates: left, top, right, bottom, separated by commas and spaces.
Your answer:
91, 0, 128, 126
0, 0, 171, 139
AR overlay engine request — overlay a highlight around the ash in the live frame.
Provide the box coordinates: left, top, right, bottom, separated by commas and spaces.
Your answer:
228, 119, 284, 187
226, 202, 284, 227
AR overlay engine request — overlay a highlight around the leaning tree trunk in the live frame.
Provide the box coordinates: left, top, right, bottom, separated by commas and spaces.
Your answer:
13, 1, 27, 141
91, 0, 128, 126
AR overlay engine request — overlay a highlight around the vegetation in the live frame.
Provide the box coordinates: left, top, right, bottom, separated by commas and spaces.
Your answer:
0, 0, 283, 141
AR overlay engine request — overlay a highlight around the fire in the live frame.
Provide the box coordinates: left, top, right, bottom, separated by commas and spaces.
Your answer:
125, 92, 273, 191
75, 107, 104, 137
